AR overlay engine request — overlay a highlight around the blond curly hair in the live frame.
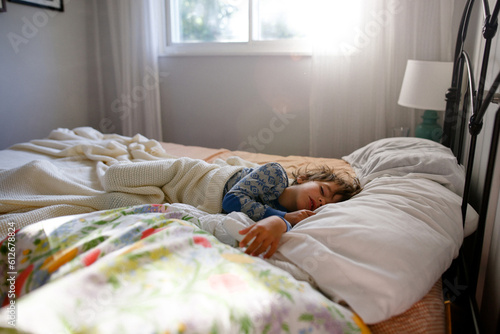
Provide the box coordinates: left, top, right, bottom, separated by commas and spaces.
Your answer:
291, 165, 362, 201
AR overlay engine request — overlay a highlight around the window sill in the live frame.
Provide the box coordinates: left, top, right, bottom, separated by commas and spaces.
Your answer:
160, 41, 313, 57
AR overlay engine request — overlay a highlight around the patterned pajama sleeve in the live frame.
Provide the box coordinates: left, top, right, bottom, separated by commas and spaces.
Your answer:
222, 163, 291, 230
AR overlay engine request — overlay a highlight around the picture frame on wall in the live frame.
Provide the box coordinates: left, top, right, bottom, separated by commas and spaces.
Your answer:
0, 0, 6, 13
8, 0, 63, 12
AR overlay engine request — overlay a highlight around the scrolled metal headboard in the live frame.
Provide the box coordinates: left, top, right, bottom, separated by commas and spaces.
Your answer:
442, 0, 500, 332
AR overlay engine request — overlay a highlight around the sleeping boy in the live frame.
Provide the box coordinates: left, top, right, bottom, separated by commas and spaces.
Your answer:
104, 158, 361, 258
222, 162, 360, 258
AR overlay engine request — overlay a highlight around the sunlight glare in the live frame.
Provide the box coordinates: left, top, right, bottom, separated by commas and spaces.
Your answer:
307, 0, 362, 48
254, 0, 361, 42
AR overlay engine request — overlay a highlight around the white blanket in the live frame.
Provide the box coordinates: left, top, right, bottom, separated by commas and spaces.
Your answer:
0, 127, 186, 239
104, 158, 244, 214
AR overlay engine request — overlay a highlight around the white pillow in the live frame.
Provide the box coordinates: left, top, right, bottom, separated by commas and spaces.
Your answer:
342, 137, 478, 236
275, 175, 468, 324
343, 137, 465, 196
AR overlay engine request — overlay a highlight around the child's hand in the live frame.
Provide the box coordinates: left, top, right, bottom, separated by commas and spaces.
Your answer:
238, 216, 287, 259
284, 210, 315, 225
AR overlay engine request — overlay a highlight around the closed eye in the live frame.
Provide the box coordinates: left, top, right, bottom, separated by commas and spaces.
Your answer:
326, 185, 339, 202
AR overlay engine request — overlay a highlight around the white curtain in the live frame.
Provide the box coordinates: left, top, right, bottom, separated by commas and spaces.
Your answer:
309, 0, 455, 158
93, 0, 163, 141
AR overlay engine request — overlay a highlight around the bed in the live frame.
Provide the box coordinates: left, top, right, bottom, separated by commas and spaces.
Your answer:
0, 0, 498, 333
0, 129, 478, 334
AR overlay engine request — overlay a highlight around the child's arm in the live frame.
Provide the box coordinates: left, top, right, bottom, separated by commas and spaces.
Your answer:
222, 163, 288, 222
237, 209, 314, 259
238, 216, 287, 259
284, 209, 316, 226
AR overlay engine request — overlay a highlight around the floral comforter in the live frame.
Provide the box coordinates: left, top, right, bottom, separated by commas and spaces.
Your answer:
0, 204, 367, 334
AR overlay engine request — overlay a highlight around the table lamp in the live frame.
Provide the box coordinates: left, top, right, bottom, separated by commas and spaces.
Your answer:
398, 60, 453, 142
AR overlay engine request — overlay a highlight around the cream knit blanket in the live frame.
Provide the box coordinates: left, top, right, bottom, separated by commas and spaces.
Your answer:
0, 127, 244, 239
104, 158, 244, 214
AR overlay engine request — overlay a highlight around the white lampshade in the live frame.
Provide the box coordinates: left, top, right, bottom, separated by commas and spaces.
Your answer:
398, 60, 453, 111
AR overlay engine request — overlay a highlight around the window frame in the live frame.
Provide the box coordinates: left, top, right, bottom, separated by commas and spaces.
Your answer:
160, 0, 313, 57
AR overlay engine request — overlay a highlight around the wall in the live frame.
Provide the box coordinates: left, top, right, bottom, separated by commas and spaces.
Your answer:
0, 1, 468, 158
159, 2, 469, 158
159, 55, 312, 157
0, 0, 96, 150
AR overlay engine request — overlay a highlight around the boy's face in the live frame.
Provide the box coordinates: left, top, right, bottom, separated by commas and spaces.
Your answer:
283, 178, 344, 211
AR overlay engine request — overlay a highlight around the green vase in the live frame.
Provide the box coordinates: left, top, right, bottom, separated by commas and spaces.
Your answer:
415, 110, 443, 142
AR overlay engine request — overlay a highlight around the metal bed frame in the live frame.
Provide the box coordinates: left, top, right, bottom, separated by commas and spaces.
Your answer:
442, 0, 500, 332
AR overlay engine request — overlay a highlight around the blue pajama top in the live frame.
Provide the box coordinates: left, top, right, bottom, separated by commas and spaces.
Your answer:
222, 162, 292, 231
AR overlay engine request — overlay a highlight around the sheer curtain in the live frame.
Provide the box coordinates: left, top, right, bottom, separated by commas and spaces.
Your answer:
309, 0, 454, 158
93, 0, 163, 141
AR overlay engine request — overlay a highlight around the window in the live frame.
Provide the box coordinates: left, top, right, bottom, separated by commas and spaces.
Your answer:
169, 0, 249, 44
163, 0, 361, 56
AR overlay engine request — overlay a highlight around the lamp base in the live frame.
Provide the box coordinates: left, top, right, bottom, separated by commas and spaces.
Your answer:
415, 110, 443, 142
